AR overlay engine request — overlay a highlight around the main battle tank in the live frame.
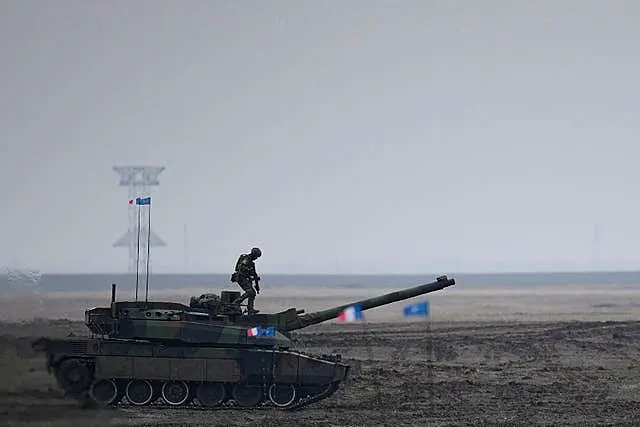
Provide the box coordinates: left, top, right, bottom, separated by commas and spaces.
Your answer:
32, 275, 455, 410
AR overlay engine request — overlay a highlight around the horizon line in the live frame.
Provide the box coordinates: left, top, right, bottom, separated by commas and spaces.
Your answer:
26, 269, 640, 276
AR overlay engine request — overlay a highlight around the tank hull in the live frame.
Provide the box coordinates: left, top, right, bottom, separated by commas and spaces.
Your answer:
33, 337, 348, 410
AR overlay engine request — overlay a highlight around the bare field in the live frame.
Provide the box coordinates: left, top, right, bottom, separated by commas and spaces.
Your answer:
0, 285, 639, 426
2, 283, 640, 323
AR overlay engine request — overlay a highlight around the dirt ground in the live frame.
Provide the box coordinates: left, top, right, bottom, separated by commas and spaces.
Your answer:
1, 285, 639, 426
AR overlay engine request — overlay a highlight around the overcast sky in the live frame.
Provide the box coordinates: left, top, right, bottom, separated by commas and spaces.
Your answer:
1, 1, 639, 274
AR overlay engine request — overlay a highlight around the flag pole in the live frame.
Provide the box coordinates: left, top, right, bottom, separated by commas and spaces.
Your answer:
403, 299, 430, 411
135, 200, 141, 302
425, 302, 434, 417
144, 199, 152, 303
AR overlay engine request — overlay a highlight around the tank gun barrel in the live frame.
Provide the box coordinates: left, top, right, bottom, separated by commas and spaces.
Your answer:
285, 275, 455, 331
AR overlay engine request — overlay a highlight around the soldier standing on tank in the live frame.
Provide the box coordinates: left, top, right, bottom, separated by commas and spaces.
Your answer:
231, 247, 262, 314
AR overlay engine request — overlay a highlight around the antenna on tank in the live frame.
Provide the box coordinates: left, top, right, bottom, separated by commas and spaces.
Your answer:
127, 196, 152, 302
135, 205, 142, 301
111, 283, 117, 318
145, 200, 152, 303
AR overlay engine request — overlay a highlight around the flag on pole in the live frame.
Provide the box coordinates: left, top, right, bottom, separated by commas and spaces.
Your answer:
403, 300, 429, 317
129, 197, 152, 205
247, 327, 260, 337
337, 304, 364, 322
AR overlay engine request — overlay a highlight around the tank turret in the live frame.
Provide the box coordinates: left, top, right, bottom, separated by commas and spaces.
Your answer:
84, 275, 455, 347
32, 274, 455, 410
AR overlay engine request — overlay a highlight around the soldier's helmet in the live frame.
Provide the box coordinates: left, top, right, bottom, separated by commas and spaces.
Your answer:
250, 247, 262, 258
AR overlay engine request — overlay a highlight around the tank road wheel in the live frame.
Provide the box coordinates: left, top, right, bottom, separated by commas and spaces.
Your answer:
126, 379, 154, 406
196, 382, 226, 407
161, 380, 190, 406
268, 383, 296, 407
232, 383, 263, 407
90, 379, 119, 405
56, 359, 92, 395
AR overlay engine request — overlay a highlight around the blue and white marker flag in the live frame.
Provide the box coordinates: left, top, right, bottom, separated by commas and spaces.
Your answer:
403, 300, 429, 317
129, 197, 151, 206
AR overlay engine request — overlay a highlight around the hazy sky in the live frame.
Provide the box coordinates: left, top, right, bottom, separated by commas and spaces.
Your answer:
1, 1, 639, 274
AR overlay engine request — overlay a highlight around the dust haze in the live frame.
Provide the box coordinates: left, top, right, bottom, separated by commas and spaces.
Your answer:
2, 284, 640, 323
1, 1, 640, 274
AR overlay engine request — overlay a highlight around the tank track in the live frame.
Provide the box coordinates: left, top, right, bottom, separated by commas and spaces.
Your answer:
54, 356, 344, 411
73, 382, 340, 411
69, 381, 341, 411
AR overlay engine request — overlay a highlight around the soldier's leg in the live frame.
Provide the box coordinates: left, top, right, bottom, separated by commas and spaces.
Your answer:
234, 278, 253, 304
235, 291, 248, 304
246, 287, 257, 313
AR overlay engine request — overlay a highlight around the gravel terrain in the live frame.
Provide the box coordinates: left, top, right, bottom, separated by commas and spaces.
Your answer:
1, 317, 639, 426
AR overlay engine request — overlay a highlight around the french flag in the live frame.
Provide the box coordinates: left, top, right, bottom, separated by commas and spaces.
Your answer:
247, 327, 261, 337
337, 304, 364, 322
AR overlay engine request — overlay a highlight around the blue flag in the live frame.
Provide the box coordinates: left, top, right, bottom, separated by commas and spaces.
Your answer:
403, 300, 429, 317
128, 197, 151, 206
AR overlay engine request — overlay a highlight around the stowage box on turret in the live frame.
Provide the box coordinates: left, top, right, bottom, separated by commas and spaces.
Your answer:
32, 275, 455, 410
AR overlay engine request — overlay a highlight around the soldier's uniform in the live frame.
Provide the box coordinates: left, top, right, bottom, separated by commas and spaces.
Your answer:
231, 247, 262, 314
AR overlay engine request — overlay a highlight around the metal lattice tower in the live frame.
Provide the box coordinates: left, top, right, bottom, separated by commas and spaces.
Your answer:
113, 166, 167, 274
